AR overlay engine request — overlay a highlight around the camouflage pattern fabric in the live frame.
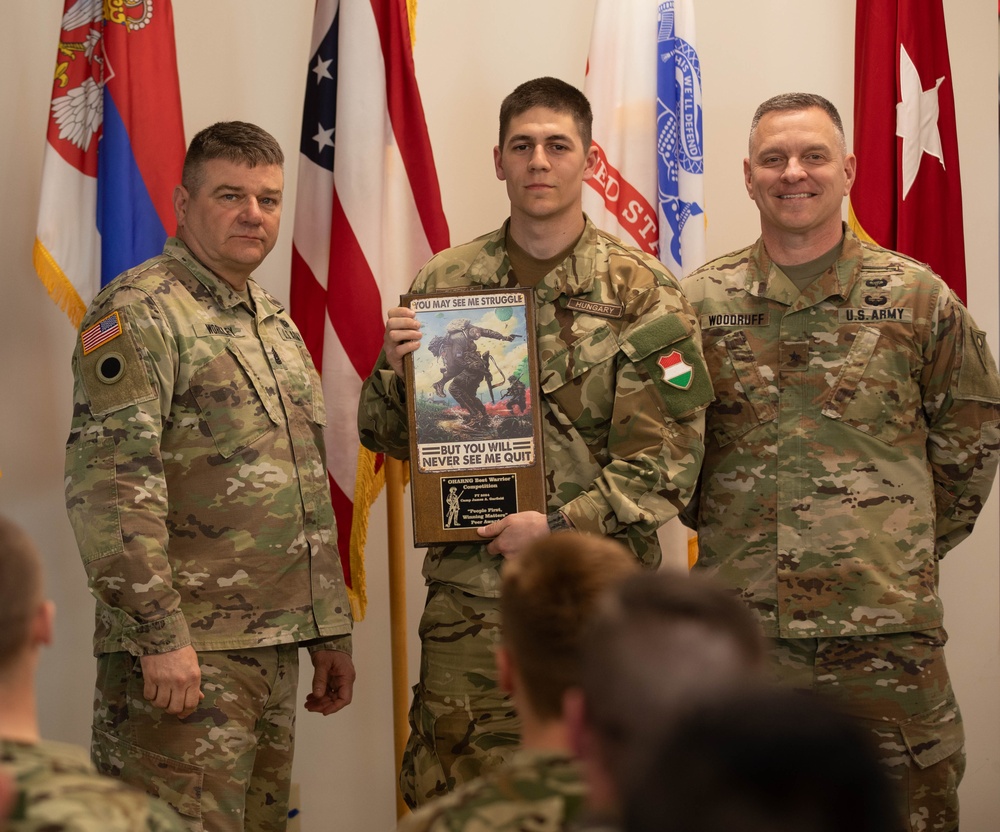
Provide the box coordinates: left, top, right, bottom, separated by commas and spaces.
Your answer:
768, 629, 963, 832
92, 645, 298, 832
683, 228, 1000, 832
684, 229, 1000, 637
397, 748, 585, 832
1, 737, 185, 832
400, 586, 519, 808
360, 217, 711, 804
359, 216, 712, 591
65, 238, 352, 657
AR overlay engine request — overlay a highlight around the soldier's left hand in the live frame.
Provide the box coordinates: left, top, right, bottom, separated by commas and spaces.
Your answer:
478, 511, 549, 558
305, 649, 356, 715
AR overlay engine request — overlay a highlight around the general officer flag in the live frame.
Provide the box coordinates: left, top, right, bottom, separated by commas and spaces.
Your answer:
34, 0, 185, 327
849, 0, 967, 302
289, 0, 449, 618
582, 0, 705, 278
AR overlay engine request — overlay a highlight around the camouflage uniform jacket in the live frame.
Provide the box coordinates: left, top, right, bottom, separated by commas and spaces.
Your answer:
358, 218, 711, 594
684, 228, 1000, 638
65, 239, 353, 656
1, 738, 185, 831
396, 748, 585, 832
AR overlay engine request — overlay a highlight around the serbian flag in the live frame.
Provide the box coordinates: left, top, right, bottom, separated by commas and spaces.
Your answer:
849, 0, 967, 302
582, 0, 705, 279
290, 0, 449, 618
33, 0, 185, 327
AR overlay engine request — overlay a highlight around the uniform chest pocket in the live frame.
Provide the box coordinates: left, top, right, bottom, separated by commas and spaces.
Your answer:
705, 330, 777, 447
539, 325, 619, 441
821, 325, 922, 445
189, 345, 278, 458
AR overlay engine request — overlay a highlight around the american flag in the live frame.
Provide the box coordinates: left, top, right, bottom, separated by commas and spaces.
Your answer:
80, 311, 122, 354
289, 0, 449, 617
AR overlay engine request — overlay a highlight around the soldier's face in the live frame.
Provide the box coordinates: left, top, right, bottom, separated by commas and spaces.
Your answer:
744, 107, 856, 245
493, 106, 598, 225
173, 158, 283, 289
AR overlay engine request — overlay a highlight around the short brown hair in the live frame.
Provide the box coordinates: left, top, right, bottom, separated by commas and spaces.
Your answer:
581, 571, 764, 786
498, 77, 593, 150
0, 516, 44, 672
748, 92, 846, 154
501, 532, 637, 720
182, 121, 284, 193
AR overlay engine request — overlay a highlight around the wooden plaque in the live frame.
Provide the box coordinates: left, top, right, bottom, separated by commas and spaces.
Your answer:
402, 287, 546, 546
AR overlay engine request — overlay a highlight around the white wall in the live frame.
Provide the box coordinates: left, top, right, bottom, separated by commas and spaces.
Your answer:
1, 2, 996, 830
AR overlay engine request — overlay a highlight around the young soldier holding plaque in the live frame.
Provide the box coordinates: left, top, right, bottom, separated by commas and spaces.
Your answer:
358, 77, 712, 809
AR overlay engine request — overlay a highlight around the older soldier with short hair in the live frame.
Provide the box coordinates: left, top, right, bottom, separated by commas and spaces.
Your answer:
359, 76, 712, 808
683, 92, 1000, 832
65, 122, 354, 832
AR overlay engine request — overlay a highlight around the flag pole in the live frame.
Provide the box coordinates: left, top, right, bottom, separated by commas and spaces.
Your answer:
386, 456, 410, 818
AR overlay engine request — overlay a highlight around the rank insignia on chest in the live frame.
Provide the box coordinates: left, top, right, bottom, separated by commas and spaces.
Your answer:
81, 311, 123, 355
658, 350, 694, 389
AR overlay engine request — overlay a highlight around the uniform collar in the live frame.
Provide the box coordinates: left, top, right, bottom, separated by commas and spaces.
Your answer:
163, 237, 282, 317
464, 216, 599, 303
745, 224, 864, 308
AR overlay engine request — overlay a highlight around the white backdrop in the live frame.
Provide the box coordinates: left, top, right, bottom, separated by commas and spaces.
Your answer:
0, 2, 996, 830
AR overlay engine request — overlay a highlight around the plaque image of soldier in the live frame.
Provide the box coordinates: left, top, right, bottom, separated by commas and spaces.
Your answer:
444, 486, 462, 528
428, 318, 516, 428
500, 374, 529, 416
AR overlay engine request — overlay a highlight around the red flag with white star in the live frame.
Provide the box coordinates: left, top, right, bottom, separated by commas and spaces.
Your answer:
849, 0, 966, 302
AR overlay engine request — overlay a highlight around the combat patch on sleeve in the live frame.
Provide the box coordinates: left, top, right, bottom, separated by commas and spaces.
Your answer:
957, 326, 1000, 403
620, 315, 713, 419
79, 309, 156, 416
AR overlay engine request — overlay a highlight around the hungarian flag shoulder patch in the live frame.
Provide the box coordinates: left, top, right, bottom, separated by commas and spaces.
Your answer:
657, 350, 693, 390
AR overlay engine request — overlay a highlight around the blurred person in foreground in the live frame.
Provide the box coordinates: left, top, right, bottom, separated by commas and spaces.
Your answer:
0, 514, 184, 832
566, 570, 765, 830
622, 687, 896, 832
398, 532, 639, 832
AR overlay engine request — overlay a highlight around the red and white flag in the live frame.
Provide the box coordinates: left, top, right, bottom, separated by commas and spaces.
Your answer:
849, 0, 967, 302
582, 0, 705, 278
290, 0, 449, 617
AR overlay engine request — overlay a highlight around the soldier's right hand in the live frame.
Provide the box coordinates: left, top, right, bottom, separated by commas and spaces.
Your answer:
384, 306, 422, 379
140, 645, 204, 719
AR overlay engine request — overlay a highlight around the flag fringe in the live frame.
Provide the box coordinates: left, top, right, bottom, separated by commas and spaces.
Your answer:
32, 238, 86, 328
348, 446, 410, 621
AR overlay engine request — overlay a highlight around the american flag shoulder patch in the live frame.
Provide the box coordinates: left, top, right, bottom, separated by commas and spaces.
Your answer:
81, 311, 123, 355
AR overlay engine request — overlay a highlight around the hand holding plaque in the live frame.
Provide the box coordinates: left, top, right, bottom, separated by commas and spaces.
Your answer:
401, 287, 546, 546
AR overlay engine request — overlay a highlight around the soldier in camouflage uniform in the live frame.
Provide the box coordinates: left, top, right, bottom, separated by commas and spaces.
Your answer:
359, 77, 711, 808
683, 93, 1000, 832
397, 533, 637, 832
431, 318, 515, 425
64, 123, 354, 832
0, 515, 185, 832
568, 570, 765, 830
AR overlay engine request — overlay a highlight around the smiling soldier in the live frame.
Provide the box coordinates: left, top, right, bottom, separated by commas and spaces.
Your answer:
683, 93, 1000, 832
